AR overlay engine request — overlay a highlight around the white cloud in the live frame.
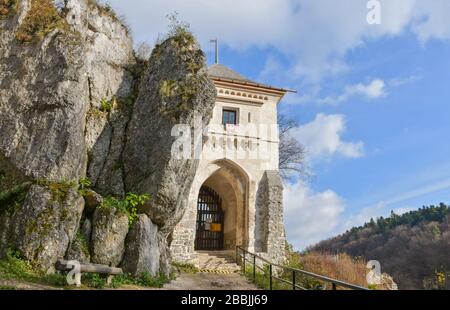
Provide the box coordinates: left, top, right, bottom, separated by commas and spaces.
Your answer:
412, 0, 450, 43
347, 79, 386, 99
108, 0, 450, 81
109, 1, 450, 81
318, 79, 386, 104
292, 114, 364, 160
343, 202, 385, 230
284, 180, 345, 250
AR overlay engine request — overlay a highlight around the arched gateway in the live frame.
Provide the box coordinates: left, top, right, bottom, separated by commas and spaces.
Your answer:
170, 64, 289, 265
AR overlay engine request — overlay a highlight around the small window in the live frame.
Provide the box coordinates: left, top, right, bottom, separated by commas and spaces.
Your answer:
223, 109, 237, 125
248, 112, 251, 123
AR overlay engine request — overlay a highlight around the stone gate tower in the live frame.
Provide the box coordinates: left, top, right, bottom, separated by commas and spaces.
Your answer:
170, 64, 290, 264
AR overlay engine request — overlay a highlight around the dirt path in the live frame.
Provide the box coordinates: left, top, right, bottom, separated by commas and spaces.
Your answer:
161, 273, 258, 290
1, 273, 258, 290
0, 279, 63, 290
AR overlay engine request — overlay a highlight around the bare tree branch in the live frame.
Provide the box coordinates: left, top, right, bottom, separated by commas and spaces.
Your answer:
278, 114, 307, 180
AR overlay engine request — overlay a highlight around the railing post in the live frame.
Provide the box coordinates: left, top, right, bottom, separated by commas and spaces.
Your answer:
269, 264, 273, 291
332, 283, 337, 290
253, 255, 256, 282
292, 270, 296, 290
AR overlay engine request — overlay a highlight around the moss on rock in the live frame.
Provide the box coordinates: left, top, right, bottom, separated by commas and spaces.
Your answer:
16, 0, 69, 43
0, 0, 18, 19
36, 180, 77, 203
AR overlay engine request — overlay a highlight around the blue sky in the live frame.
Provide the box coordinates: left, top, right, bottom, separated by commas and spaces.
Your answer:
108, 0, 450, 250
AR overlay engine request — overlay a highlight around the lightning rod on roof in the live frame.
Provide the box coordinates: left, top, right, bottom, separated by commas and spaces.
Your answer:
210, 39, 219, 64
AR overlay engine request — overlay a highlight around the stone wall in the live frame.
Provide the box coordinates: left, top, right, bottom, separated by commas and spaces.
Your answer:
255, 170, 286, 264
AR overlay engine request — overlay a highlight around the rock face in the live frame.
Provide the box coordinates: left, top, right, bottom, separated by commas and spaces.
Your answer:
124, 33, 216, 232
67, 232, 91, 263
0, 0, 216, 276
0, 185, 84, 271
0, 0, 135, 190
0, 5, 88, 184
90, 207, 129, 267
0, 0, 135, 271
122, 214, 160, 276
83, 190, 103, 214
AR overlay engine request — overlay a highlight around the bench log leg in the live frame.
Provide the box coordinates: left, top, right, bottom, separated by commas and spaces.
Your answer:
107, 275, 114, 286
75, 273, 81, 287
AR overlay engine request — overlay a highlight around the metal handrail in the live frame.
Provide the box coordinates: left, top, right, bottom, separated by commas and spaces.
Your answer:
235, 246, 369, 291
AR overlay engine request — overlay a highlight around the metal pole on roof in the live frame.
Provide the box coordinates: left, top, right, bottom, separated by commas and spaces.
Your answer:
210, 39, 219, 64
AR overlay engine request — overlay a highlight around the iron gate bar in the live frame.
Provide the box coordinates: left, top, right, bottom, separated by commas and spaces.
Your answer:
235, 246, 369, 291
195, 186, 224, 251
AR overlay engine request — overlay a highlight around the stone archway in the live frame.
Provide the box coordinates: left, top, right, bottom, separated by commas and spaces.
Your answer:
170, 159, 251, 261
198, 162, 247, 251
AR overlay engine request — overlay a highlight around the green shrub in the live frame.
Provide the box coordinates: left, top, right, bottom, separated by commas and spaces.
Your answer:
83, 273, 107, 289
100, 98, 115, 112
16, 0, 68, 43
77, 178, 92, 196
167, 12, 192, 41
100, 193, 150, 226
0, 249, 34, 281
79, 178, 92, 189
0, 248, 68, 287
110, 272, 170, 289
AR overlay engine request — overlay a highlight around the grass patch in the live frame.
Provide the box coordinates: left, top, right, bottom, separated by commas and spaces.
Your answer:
0, 249, 68, 288
0, 285, 17, 290
16, 0, 68, 43
110, 272, 171, 289
172, 262, 199, 274
82, 272, 170, 289
0, 249, 172, 289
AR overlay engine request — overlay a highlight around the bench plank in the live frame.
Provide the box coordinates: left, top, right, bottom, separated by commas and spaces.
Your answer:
56, 259, 123, 275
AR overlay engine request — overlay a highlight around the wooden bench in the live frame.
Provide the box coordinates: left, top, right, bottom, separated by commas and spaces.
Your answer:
55, 259, 123, 287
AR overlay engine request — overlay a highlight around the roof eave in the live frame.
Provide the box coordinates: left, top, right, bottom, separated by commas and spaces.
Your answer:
210, 77, 297, 95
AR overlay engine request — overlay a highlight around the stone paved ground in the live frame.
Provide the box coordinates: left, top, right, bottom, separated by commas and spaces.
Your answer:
162, 273, 258, 290
194, 251, 241, 273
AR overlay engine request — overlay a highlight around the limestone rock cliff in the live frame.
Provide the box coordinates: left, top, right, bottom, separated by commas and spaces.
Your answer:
0, 0, 215, 275
124, 32, 216, 233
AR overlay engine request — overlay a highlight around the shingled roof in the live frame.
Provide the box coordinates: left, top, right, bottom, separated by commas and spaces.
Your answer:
207, 64, 295, 94
207, 64, 250, 82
